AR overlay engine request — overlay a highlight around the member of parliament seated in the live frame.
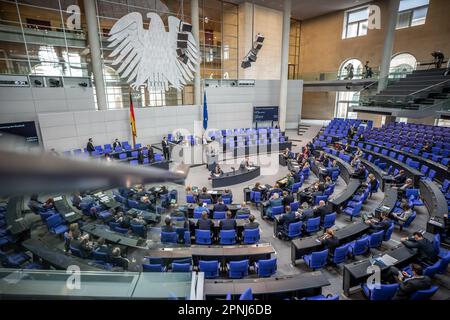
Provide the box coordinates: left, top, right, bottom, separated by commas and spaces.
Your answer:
198, 187, 213, 203
236, 202, 250, 216
239, 156, 252, 170
298, 181, 323, 205
219, 211, 237, 230
313, 200, 333, 223
352, 163, 367, 179
211, 164, 224, 177
282, 190, 295, 207
319, 228, 339, 262
263, 193, 283, 218
393, 169, 407, 186
364, 212, 392, 234
161, 216, 175, 233
390, 203, 413, 223
213, 198, 228, 212
297, 202, 315, 222
111, 247, 129, 270
396, 178, 414, 198
401, 232, 439, 265
386, 263, 432, 300
276, 205, 298, 237
197, 211, 213, 230
244, 214, 259, 230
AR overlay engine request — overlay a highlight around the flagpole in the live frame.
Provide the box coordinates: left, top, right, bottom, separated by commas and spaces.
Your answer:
129, 89, 137, 148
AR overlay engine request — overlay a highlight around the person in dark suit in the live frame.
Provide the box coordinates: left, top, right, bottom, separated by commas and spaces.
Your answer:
162, 136, 170, 160
71, 235, 92, 258
93, 238, 111, 256
313, 200, 332, 222
365, 213, 392, 234
112, 138, 122, 150
161, 216, 175, 232
319, 228, 339, 262
282, 191, 295, 207
387, 263, 432, 300
401, 232, 439, 265
137, 148, 145, 164
352, 164, 367, 179
244, 214, 259, 230
211, 164, 224, 177
197, 211, 213, 230
198, 187, 213, 204
147, 144, 154, 162
86, 138, 95, 155
397, 178, 414, 198
110, 247, 129, 270
219, 211, 236, 230
393, 169, 407, 186
297, 202, 314, 222
276, 206, 298, 236
213, 198, 228, 212
236, 202, 250, 216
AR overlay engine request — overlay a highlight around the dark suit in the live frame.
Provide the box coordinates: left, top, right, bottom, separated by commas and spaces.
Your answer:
368, 219, 392, 234
394, 173, 407, 185
299, 208, 314, 222
394, 276, 432, 300
403, 237, 438, 264
282, 194, 295, 207
278, 212, 297, 233
314, 203, 332, 222
198, 193, 213, 203
113, 141, 122, 149
214, 203, 228, 212
162, 139, 170, 160
244, 221, 259, 230
197, 218, 213, 230
86, 142, 95, 154
161, 225, 175, 233
322, 235, 339, 259
219, 219, 236, 230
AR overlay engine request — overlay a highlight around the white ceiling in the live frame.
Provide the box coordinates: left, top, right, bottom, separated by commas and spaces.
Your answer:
226, 0, 376, 20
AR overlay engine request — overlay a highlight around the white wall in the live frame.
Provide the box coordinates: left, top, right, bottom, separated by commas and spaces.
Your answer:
0, 86, 95, 124
36, 80, 302, 151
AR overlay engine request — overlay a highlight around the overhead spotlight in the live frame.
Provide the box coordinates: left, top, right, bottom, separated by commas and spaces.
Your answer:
247, 49, 258, 62
181, 22, 192, 33
78, 82, 88, 87
241, 60, 251, 69
256, 34, 265, 43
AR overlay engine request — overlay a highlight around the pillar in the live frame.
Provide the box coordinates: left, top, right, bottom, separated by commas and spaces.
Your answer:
278, 0, 291, 131
191, 0, 201, 107
83, 0, 108, 110
377, 0, 401, 93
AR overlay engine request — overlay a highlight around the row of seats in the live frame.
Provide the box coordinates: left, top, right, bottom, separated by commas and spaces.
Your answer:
65, 141, 142, 156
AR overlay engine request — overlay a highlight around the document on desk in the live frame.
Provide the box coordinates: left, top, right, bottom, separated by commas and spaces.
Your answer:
53, 196, 63, 201
65, 212, 75, 217
381, 254, 398, 266
380, 206, 391, 211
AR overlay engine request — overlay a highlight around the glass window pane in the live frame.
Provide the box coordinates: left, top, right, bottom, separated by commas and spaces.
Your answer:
397, 11, 412, 29
358, 21, 368, 36
346, 22, 358, 38
399, 0, 429, 12
411, 6, 428, 26
348, 8, 369, 23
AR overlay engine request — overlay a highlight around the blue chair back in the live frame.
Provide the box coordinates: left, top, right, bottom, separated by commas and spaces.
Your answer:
250, 191, 261, 203
142, 263, 164, 272
410, 286, 439, 300
305, 217, 320, 233
131, 223, 146, 237
228, 259, 249, 278
351, 235, 370, 256
288, 221, 302, 238
256, 258, 277, 277
369, 230, 384, 248
333, 244, 350, 265
186, 194, 196, 203
309, 249, 328, 269
384, 223, 394, 241
219, 230, 236, 245
323, 212, 337, 229
239, 288, 253, 300
314, 195, 328, 205
290, 201, 300, 212
369, 284, 399, 300
213, 211, 226, 219
195, 229, 212, 245
161, 232, 178, 243
243, 228, 260, 244
171, 263, 191, 272
199, 260, 219, 278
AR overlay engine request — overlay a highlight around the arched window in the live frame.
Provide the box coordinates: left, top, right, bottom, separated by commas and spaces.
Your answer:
338, 58, 364, 80
390, 53, 417, 78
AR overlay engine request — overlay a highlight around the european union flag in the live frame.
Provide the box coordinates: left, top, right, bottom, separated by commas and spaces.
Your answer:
203, 91, 208, 130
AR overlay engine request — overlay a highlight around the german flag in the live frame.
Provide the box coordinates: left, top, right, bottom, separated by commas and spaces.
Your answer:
129, 92, 137, 146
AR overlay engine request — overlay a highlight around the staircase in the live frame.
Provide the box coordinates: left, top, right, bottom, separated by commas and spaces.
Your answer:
354, 68, 450, 117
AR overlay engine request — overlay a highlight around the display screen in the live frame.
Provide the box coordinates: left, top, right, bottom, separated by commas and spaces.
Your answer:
0, 121, 39, 146
253, 106, 279, 122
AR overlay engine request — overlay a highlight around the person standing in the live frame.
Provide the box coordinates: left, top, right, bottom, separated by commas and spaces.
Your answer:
86, 138, 95, 155
162, 136, 170, 160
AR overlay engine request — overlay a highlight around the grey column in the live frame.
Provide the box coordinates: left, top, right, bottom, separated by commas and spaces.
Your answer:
278, 0, 291, 131
191, 0, 201, 107
84, 0, 108, 110
377, 0, 400, 93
